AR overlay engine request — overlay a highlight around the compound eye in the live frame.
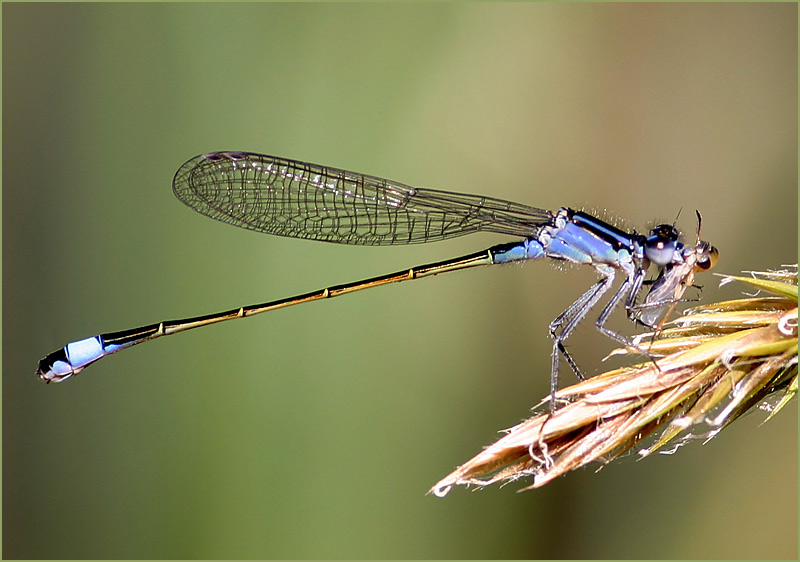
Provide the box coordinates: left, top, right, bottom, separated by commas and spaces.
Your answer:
645, 225, 679, 266
695, 244, 719, 271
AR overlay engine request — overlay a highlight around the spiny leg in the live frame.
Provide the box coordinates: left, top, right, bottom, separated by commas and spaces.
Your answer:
538, 270, 615, 468
548, 277, 610, 381
596, 269, 664, 368
547, 269, 616, 410
594, 274, 636, 347
624, 268, 648, 325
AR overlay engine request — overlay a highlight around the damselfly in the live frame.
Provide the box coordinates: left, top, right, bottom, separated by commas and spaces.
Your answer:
36, 152, 718, 405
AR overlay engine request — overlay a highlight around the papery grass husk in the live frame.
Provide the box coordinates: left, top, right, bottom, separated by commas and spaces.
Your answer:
432, 266, 797, 497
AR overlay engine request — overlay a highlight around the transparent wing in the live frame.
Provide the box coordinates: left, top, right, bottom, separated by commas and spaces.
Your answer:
173, 152, 554, 246
638, 259, 696, 327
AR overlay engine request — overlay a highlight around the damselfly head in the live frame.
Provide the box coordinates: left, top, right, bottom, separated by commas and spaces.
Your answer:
644, 224, 680, 266
638, 211, 718, 328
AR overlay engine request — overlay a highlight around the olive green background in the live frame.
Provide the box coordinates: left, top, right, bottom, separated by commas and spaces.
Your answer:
4, 3, 797, 559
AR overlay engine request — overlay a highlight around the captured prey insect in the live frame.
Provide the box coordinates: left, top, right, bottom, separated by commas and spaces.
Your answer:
36, 151, 718, 407
636, 212, 716, 330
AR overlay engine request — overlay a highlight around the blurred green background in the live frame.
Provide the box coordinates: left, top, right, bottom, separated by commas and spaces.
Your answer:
4, 3, 797, 559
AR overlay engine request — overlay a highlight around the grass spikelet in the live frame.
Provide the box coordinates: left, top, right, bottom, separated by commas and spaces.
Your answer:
431, 266, 797, 497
